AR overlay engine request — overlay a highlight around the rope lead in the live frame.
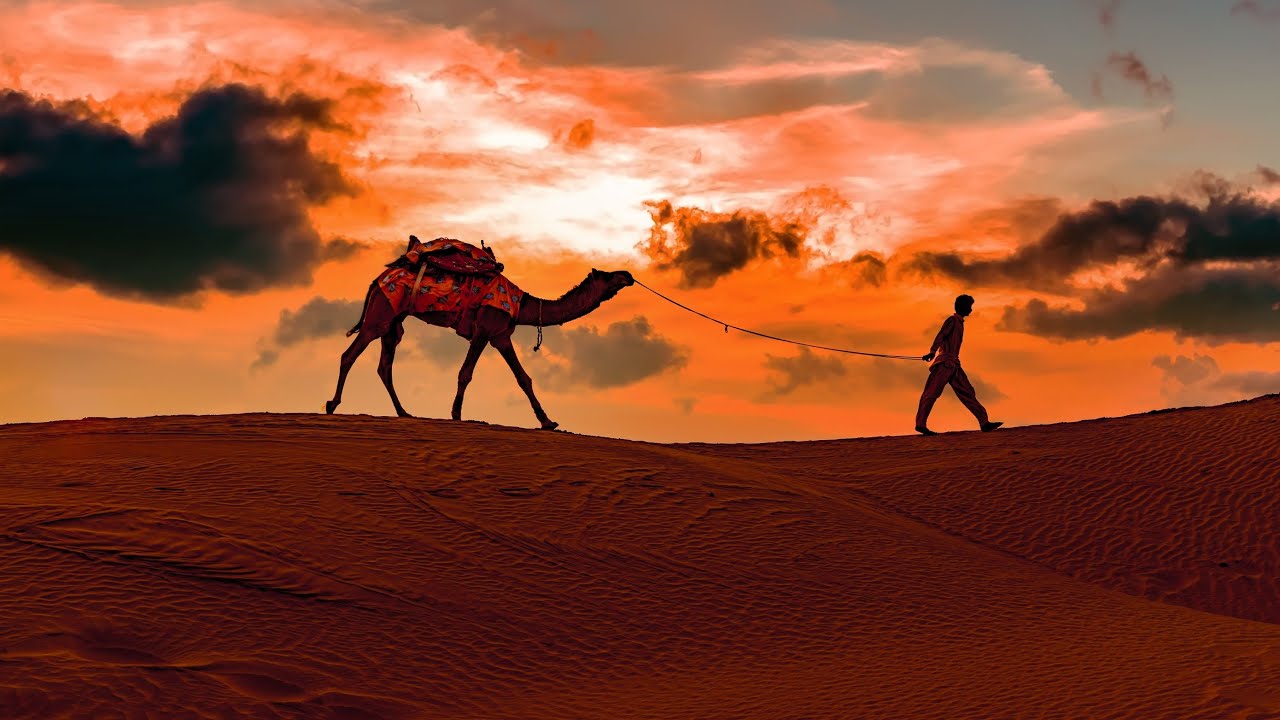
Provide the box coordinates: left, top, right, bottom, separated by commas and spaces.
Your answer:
634, 279, 924, 361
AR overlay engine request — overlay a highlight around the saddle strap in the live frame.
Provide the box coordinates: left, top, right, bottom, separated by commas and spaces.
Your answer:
407, 263, 429, 313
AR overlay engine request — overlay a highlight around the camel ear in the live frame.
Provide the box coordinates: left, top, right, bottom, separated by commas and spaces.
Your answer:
407, 235, 421, 252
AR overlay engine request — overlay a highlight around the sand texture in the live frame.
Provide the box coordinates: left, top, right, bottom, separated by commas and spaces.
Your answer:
2, 396, 1279, 719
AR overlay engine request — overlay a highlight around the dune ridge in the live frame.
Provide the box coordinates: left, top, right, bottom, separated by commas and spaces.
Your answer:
2, 397, 1279, 719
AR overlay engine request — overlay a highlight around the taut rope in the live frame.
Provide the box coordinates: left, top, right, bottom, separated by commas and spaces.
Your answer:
634, 279, 923, 361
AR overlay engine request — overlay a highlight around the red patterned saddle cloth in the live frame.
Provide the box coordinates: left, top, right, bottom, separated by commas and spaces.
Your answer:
376, 238, 524, 338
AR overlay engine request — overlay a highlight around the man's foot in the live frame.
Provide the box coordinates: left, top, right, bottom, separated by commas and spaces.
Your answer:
981, 421, 1004, 432
915, 426, 938, 436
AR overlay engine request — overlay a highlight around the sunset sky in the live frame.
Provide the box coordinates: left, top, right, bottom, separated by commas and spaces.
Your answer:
2, 0, 1279, 441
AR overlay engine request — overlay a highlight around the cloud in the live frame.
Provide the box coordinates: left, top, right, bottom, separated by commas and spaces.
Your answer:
907, 189, 1280, 293
1210, 369, 1280, 397
968, 374, 1007, 404
758, 347, 929, 402
1097, 0, 1125, 30
999, 265, 1280, 344
762, 347, 847, 398
1092, 51, 1174, 127
254, 296, 364, 368
847, 252, 888, 287
1231, 1, 1280, 22
0, 83, 358, 302
639, 199, 807, 288
1258, 165, 1280, 185
253, 293, 472, 369
638, 188, 861, 288
1153, 352, 1280, 405
536, 316, 688, 389
271, 297, 365, 347
562, 118, 595, 150
1153, 353, 1219, 385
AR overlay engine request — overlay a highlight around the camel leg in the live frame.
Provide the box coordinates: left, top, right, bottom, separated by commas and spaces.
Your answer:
451, 334, 489, 421
377, 320, 410, 418
327, 293, 395, 414
491, 335, 558, 430
327, 326, 381, 414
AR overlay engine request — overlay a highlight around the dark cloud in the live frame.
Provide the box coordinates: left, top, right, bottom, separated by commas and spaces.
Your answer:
758, 348, 925, 402
562, 118, 595, 151
254, 294, 464, 369
1092, 51, 1174, 127
999, 265, 1280, 344
271, 297, 365, 347
945, 185, 1280, 344
1231, 1, 1280, 22
324, 236, 370, 261
639, 199, 808, 288
0, 84, 358, 302
254, 296, 363, 368
1257, 165, 1280, 185
968, 374, 1007, 404
534, 316, 688, 389
1210, 370, 1280, 397
847, 252, 888, 287
907, 190, 1280, 292
762, 347, 847, 398
1153, 353, 1280, 404
250, 348, 280, 371
1153, 353, 1219, 386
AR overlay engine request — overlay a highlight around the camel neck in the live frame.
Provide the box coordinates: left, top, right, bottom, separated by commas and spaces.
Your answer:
518, 277, 609, 327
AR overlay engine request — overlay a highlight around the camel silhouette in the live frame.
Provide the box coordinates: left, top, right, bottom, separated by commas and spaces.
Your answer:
326, 242, 634, 430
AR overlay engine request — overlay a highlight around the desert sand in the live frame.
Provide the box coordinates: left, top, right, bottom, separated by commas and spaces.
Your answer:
2, 395, 1279, 719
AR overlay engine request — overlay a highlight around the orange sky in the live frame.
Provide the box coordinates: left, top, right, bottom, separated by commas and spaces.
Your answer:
1, 1, 1278, 441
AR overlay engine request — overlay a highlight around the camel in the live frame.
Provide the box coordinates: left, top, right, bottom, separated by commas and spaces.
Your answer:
325, 252, 635, 430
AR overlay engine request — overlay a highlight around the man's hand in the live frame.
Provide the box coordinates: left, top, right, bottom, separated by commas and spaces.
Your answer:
922, 352, 935, 362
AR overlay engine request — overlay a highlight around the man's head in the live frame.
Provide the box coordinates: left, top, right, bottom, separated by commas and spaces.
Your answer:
955, 294, 975, 317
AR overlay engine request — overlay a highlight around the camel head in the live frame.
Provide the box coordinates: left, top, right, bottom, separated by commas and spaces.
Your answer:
590, 268, 635, 300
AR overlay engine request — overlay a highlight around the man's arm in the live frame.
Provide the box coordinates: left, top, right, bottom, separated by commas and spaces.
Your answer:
922, 316, 955, 361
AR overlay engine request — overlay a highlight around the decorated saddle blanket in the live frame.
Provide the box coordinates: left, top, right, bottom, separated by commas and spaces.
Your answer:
375, 239, 525, 338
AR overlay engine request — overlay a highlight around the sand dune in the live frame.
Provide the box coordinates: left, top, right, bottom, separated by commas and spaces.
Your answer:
2, 397, 1279, 719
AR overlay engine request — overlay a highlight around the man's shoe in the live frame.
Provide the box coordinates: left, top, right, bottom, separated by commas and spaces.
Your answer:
980, 421, 1004, 432
915, 426, 938, 436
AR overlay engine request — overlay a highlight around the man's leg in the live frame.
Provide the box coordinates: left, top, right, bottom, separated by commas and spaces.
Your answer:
949, 365, 991, 427
915, 363, 953, 430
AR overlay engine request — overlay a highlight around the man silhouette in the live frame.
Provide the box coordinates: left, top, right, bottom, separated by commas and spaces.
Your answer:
915, 294, 1002, 436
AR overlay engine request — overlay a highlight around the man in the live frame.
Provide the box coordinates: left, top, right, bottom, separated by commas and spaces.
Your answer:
915, 294, 1003, 436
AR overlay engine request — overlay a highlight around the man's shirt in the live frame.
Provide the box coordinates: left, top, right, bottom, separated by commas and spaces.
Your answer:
929, 313, 965, 367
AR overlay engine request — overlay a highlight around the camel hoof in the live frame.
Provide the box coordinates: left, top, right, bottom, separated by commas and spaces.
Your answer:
396, 412, 414, 419
540, 421, 560, 431
325, 400, 339, 415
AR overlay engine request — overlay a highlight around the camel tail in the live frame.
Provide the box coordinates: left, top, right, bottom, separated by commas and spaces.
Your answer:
346, 280, 378, 337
